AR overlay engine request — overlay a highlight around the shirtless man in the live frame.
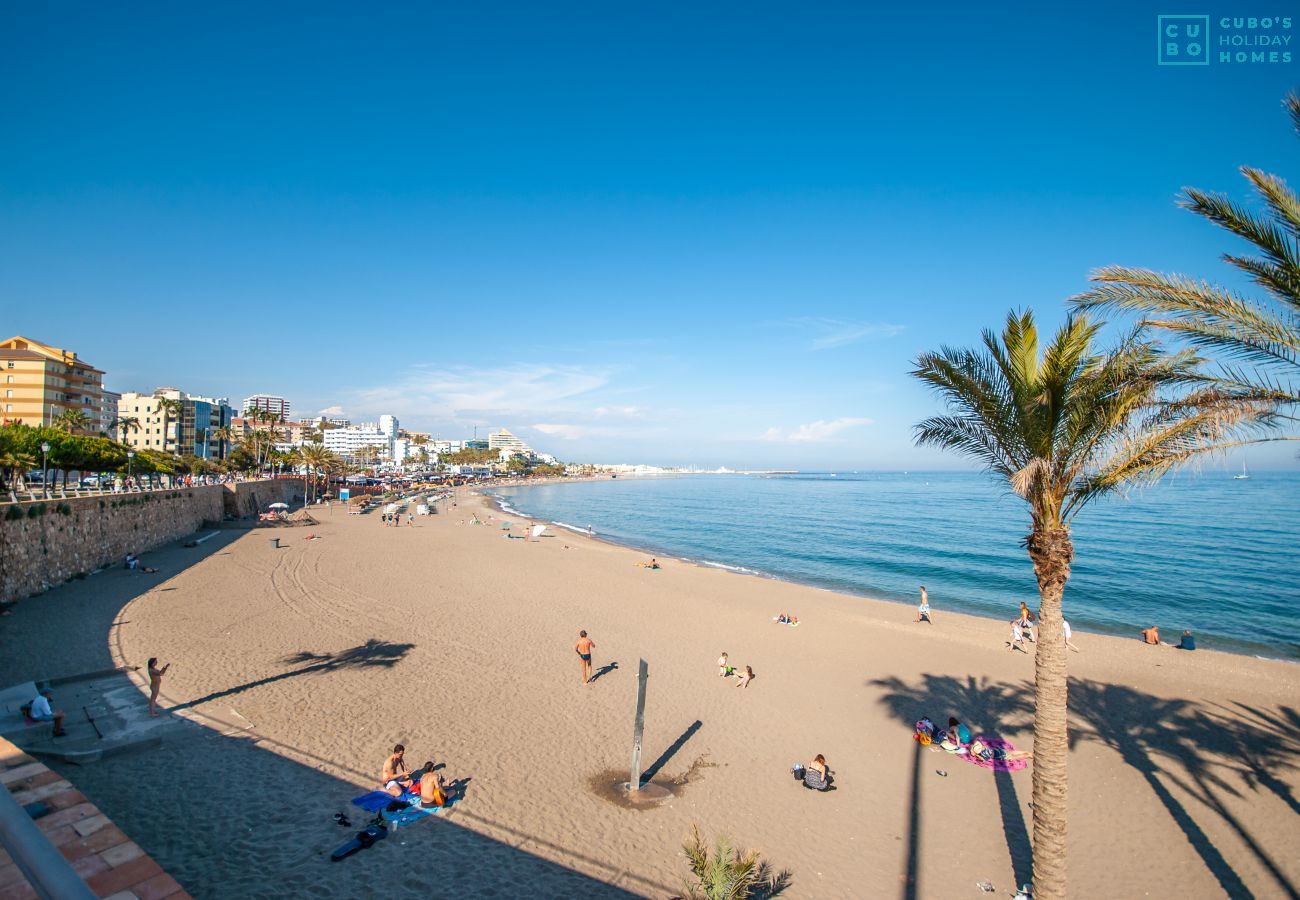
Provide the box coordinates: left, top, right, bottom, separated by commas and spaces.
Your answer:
575, 630, 596, 684
381, 744, 410, 796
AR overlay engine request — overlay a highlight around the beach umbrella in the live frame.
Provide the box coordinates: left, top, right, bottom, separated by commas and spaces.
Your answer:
268, 502, 290, 509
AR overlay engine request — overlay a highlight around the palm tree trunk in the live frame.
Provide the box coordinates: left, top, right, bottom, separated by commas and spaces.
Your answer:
1025, 526, 1073, 900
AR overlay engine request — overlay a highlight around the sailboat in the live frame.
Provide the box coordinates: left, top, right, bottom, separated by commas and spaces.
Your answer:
1233, 461, 1249, 480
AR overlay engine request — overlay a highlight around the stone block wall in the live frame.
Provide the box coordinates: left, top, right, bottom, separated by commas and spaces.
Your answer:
0, 480, 304, 603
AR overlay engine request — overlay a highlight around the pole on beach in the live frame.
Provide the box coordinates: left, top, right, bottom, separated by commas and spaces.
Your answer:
630, 658, 648, 791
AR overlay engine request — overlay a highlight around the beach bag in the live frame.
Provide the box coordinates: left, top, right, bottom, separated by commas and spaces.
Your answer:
914, 718, 935, 740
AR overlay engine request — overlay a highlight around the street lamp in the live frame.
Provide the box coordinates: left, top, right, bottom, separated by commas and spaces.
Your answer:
127, 450, 136, 490
40, 442, 50, 499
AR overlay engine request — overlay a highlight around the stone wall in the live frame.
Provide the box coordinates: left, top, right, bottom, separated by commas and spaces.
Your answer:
0, 480, 304, 603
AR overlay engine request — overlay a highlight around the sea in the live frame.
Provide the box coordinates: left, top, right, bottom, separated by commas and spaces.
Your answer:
491, 471, 1300, 661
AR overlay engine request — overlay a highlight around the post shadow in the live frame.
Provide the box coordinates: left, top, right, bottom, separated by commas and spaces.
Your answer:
871, 674, 1035, 889
639, 719, 703, 785
170, 639, 414, 711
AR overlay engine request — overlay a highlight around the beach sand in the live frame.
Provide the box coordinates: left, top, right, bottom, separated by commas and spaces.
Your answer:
2, 490, 1298, 898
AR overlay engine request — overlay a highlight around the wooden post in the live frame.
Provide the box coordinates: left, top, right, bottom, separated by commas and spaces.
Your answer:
630, 658, 649, 790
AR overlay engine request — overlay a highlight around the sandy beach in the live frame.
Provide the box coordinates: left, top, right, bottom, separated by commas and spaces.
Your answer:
2, 490, 1298, 899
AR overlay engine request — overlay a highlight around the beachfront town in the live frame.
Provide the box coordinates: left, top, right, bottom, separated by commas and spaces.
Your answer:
0, 333, 582, 485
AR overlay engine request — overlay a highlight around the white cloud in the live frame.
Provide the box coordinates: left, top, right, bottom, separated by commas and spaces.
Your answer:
760, 417, 873, 442
316, 404, 346, 417
346, 364, 610, 424
788, 317, 904, 350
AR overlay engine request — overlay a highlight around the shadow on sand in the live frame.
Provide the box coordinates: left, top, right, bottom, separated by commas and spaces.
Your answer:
1, 527, 665, 898
870, 673, 1300, 900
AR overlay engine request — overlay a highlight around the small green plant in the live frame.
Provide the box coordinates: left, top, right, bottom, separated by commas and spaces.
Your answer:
5, 505, 24, 521
56, 503, 72, 516
27, 504, 46, 519
678, 824, 787, 900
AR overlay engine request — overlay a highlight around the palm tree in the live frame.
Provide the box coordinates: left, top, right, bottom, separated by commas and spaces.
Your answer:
911, 310, 1264, 899
0, 448, 36, 494
1073, 91, 1299, 433
210, 425, 234, 460
299, 442, 336, 503
52, 408, 92, 434
111, 415, 141, 443
156, 397, 185, 458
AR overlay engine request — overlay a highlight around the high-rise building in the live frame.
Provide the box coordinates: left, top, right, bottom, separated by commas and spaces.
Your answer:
243, 394, 291, 419
321, 422, 394, 459
378, 414, 399, 438
488, 428, 532, 455
0, 335, 105, 429
99, 389, 122, 436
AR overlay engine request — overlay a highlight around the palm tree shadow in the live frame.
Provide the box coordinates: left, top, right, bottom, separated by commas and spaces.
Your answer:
171, 639, 414, 711
870, 674, 1037, 895
1070, 681, 1299, 900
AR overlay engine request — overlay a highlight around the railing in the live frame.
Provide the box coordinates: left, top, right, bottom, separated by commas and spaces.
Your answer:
0, 784, 95, 900
2, 477, 261, 505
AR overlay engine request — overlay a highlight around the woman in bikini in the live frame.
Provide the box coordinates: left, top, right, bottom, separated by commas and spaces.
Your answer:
147, 658, 171, 717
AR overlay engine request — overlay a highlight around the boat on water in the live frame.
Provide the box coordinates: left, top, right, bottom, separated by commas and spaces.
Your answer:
1233, 461, 1249, 480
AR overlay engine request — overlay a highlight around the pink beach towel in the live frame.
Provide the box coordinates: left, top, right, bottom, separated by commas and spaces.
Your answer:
965, 737, 1029, 772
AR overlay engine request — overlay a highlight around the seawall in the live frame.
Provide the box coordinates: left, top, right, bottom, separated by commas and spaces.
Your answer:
0, 480, 304, 603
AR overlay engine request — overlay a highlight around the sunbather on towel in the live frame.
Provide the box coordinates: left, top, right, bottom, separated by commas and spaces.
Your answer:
381, 744, 411, 796
970, 738, 1033, 763
419, 768, 450, 808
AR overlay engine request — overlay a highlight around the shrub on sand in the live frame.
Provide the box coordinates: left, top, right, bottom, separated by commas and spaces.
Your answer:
678, 824, 788, 900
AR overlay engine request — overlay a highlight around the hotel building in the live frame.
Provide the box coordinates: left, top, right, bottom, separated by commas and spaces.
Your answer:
243, 394, 291, 419
0, 335, 105, 429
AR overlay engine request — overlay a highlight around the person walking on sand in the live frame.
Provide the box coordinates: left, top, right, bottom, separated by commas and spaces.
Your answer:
915, 586, 932, 623
147, 657, 171, 716
575, 630, 596, 684
1063, 619, 1081, 653
1017, 602, 1036, 641
1007, 620, 1028, 653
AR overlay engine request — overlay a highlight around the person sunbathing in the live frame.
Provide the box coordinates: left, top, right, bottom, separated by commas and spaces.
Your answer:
734, 665, 754, 688
1141, 625, 1161, 645
418, 765, 450, 808
969, 738, 1033, 763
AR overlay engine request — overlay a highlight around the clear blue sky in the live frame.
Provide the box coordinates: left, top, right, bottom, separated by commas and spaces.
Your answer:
3, 1, 1297, 469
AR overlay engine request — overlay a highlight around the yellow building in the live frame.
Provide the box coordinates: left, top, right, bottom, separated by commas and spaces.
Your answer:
0, 335, 105, 430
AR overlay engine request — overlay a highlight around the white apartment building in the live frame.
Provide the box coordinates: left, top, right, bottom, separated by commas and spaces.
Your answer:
432, 440, 463, 454
321, 422, 393, 459
243, 394, 291, 419
488, 428, 531, 455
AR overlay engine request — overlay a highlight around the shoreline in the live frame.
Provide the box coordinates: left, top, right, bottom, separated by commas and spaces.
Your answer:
484, 482, 1300, 664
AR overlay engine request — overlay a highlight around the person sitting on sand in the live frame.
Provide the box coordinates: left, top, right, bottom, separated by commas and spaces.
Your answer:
940, 717, 971, 751
734, 665, 754, 688
418, 763, 449, 808
1178, 629, 1196, 651
381, 744, 410, 796
1141, 625, 1161, 645
804, 754, 831, 791
718, 652, 733, 677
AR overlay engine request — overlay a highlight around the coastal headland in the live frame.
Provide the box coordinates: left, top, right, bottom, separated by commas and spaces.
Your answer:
0, 491, 1296, 898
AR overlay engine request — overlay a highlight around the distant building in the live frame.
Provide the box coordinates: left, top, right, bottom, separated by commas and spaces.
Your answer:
321, 421, 394, 460
119, 389, 235, 458
432, 440, 463, 454
488, 428, 532, 455
243, 394, 291, 419
465, 439, 489, 450
378, 414, 399, 439
99, 389, 121, 436
0, 335, 105, 429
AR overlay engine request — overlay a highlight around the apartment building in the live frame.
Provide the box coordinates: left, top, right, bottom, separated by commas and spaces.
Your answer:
488, 428, 532, 455
118, 389, 235, 458
243, 394, 291, 419
0, 335, 105, 429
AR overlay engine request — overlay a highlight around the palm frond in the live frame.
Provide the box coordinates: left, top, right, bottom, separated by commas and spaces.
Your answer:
1179, 185, 1300, 295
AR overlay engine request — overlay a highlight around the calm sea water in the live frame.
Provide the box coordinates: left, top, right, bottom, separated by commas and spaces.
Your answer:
493, 472, 1300, 660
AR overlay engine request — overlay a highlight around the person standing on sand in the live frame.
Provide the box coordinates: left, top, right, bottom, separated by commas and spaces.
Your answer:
915, 586, 932, 623
575, 630, 596, 684
147, 657, 170, 716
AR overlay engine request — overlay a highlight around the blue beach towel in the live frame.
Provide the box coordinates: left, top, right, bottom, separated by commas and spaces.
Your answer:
352, 790, 415, 812
382, 795, 460, 826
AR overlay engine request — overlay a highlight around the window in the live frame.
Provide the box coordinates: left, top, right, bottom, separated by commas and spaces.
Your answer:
4, 405, 10, 412
5, 376, 11, 383
4, 390, 10, 398
6, 362, 12, 368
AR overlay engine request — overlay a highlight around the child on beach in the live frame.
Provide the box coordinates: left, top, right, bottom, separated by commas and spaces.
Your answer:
718, 652, 734, 677
1007, 620, 1027, 653
915, 586, 932, 623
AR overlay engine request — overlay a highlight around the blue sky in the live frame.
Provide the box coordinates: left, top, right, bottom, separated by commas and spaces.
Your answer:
3, 1, 1298, 469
